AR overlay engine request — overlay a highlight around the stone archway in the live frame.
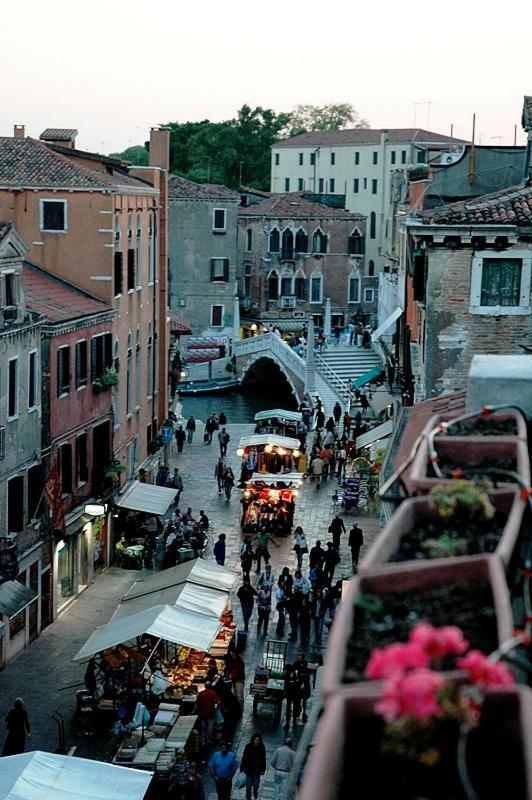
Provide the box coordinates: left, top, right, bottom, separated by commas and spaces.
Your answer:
239, 354, 301, 405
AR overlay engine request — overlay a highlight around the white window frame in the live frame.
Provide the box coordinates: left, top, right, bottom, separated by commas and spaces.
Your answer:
212, 208, 227, 233
364, 288, 375, 302
210, 304, 224, 328
211, 257, 229, 283
469, 250, 531, 315
309, 271, 323, 304
7, 356, 19, 420
39, 199, 68, 233
348, 272, 361, 303
28, 349, 38, 410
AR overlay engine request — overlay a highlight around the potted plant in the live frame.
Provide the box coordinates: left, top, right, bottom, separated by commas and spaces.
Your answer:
92, 368, 119, 392
321, 555, 513, 699
104, 460, 126, 484
301, 627, 531, 800
359, 482, 526, 574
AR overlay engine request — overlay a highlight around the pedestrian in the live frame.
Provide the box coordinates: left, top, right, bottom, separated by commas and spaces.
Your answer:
213, 533, 226, 566
256, 585, 272, 635
333, 401, 342, 424
336, 445, 347, 481
209, 742, 239, 800
309, 563, 326, 593
271, 738, 295, 800
239, 537, 254, 580
204, 416, 215, 444
254, 529, 278, 573
293, 526, 309, 570
349, 522, 364, 568
223, 467, 235, 501
84, 656, 97, 695
315, 408, 325, 430
275, 578, 286, 637
186, 416, 196, 444
333, 325, 341, 346
228, 651, 246, 707
298, 596, 311, 645
196, 682, 218, 751
198, 510, 209, 530
283, 664, 301, 730
2, 697, 31, 756
362, 326, 371, 348
175, 425, 186, 453
240, 733, 267, 800
219, 411, 227, 426
310, 588, 327, 645
172, 468, 184, 506
218, 427, 231, 458
359, 385, 369, 411
257, 562, 274, 589
311, 454, 324, 488
237, 577, 258, 632
342, 412, 352, 437
286, 586, 302, 642
215, 458, 226, 494
323, 541, 340, 585
168, 749, 190, 800
294, 653, 311, 722
328, 514, 346, 551
184, 763, 205, 800
309, 540, 325, 570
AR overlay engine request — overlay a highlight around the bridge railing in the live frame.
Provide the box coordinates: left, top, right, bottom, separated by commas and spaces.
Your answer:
234, 334, 306, 382
314, 352, 352, 405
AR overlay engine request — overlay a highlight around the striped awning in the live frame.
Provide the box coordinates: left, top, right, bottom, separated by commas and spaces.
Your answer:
168, 314, 192, 334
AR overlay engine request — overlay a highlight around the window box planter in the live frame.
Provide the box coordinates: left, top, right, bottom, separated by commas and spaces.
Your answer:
92, 369, 119, 392
321, 556, 513, 699
300, 684, 532, 800
359, 489, 525, 575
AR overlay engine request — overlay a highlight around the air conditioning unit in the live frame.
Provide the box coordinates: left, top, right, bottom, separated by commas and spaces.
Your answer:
292, 311, 306, 319
280, 297, 296, 309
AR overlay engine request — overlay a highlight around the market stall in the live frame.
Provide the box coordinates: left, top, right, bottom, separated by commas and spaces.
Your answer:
237, 434, 301, 480
254, 408, 303, 437
113, 481, 179, 567
241, 473, 302, 535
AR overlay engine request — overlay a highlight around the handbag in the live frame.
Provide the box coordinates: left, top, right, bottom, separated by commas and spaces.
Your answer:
235, 772, 247, 790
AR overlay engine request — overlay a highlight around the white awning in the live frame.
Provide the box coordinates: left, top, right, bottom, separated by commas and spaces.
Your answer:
115, 480, 177, 516
369, 390, 394, 415
356, 419, 394, 449
254, 409, 302, 423
371, 307, 403, 342
238, 434, 301, 450
123, 559, 238, 601
114, 581, 230, 620
248, 472, 303, 486
73, 604, 221, 662
0, 751, 152, 800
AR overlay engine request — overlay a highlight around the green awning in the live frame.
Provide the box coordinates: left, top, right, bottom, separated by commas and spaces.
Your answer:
0, 580, 38, 618
353, 366, 385, 389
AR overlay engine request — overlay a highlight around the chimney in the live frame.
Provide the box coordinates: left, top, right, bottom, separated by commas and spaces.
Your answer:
149, 127, 170, 171
14, 124, 25, 139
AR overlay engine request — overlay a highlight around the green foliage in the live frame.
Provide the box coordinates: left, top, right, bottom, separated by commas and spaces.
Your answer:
422, 533, 468, 559
429, 480, 495, 521
109, 145, 149, 165
287, 103, 369, 137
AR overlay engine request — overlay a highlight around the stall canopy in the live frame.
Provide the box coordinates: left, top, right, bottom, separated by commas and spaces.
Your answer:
124, 559, 238, 599
371, 306, 403, 343
369, 390, 394, 416
115, 480, 177, 516
0, 751, 152, 800
73, 604, 222, 662
356, 419, 394, 449
353, 366, 385, 389
248, 472, 303, 486
0, 581, 38, 618
254, 409, 302, 423
238, 434, 300, 450
114, 581, 230, 621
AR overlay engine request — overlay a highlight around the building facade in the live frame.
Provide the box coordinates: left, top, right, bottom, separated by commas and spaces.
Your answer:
270, 128, 469, 276
0, 224, 46, 667
237, 193, 372, 330
167, 176, 239, 341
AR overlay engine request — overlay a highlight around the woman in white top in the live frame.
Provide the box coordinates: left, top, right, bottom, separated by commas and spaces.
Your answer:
293, 527, 309, 570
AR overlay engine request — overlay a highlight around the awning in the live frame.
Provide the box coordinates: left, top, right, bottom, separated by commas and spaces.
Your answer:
123, 559, 238, 600
168, 313, 192, 335
0, 581, 38, 618
248, 472, 303, 486
369, 390, 394, 415
353, 366, 385, 389
356, 419, 394, 449
254, 409, 302, 423
0, 751, 152, 800
238, 434, 301, 450
115, 480, 177, 516
371, 307, 403, 343
0, 620, 5, 638
114, 581, 230, 620
73, 604, 222, 662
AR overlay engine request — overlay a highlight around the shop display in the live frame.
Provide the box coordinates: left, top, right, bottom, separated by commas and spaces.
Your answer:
241, 475, 301, 535
237, 434, 301, 481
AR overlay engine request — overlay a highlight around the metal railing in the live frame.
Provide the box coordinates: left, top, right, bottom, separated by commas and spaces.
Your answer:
314, 353, 351, 405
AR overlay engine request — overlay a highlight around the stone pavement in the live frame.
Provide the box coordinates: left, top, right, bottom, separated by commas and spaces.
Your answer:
0, 417, 382, 799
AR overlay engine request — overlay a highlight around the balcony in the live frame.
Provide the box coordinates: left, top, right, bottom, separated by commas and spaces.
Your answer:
279, 296, 297, 310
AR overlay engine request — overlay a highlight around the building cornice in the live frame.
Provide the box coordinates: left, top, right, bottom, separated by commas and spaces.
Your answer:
406, 221, 520, 245
39, 309, 116, 337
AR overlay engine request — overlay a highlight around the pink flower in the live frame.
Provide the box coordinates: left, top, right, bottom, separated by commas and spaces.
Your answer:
376, 669, 445, 722
410, 623, 469, 660
457, 651, 514, 687
364, 642, 429, 680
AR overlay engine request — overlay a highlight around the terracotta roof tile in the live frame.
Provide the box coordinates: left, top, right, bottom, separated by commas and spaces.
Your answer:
420, 182, 532, 226
168, 175, 239, 201
276, 128, 469, 148
22, 262, 112, 324
238, 192, 364, 219
40, 128, 78, 142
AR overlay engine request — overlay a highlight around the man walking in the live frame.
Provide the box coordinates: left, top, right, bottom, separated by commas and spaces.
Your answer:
186, 416, 196, 444
213, 534, 226, 566
175, 425, 186, 453
196, 682, 218, 752
215, 458, 226, 494
209, 742, 239, 800
171, 468, 183, 506
237, 578, 258, 632
271, 738, 295, 800
323, 541, 340, 585
328, 514, 346, 551
218, 427, 231, 458
310, 588, 328, 646
349, 522, 364, 569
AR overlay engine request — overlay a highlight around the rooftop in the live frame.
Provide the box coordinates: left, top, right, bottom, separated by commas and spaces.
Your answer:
522, 96, 532, 131
238, 192, 364, 219
22, 261, 112, 325
39, 128, 78, 142
419, 181, 532, 226
0, 221, 12, 243
0, 137, 156, 193
275, 128, 469, 149
168, 175, 239, 201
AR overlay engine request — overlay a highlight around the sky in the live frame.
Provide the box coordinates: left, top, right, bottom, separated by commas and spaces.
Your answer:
2, 0, 531, 154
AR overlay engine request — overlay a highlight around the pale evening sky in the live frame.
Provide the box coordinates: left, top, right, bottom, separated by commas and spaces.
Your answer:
2, 0, 530, 154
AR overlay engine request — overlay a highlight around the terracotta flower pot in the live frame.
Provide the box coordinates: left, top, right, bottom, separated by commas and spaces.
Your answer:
321, 555, 513, 699
359, 489, 526, 574
432, 410, 528, 440
300, 684, 532, 800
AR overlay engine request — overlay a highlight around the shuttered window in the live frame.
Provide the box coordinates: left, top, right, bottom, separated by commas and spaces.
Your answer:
75, 341, 88, 388
114, 251, 123, 296
28, 351, 37, 408
127, 249, 135, 290
90, 333, 113, 380
57, 346, 71, 396
210, 258, 229, 282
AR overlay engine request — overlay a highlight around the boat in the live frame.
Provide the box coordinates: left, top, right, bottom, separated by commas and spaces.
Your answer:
177, 379, 239, 396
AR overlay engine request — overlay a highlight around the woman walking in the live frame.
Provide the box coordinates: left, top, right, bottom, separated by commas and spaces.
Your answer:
2, 698, 31, 756
240, 733, 267, 800
293, 526, 308, 570
224, 467, 235, 501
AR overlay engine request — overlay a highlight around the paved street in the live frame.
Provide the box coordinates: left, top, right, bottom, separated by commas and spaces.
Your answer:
0, 416, 381, 798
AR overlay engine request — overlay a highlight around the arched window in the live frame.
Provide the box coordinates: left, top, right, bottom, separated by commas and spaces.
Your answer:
310, 269, 323, 303
348, 228, 365, 255
295, 228, 308, 253
280, 268, 293, 297
269, 227, 280, 253
370, 212, 376, 239
127, 213, 133, 243
294, 269, 307, 300
135, 328, 141, 408
267, 270, 279, 301
114, 214, 121, 248
368, 259, 375, 277
136, 214, 142, 287
246, 228, 253, 252
281, 228, 294, 259
126, 333, 132, 415
312, 228, 328, 254
348, 269, 361, 303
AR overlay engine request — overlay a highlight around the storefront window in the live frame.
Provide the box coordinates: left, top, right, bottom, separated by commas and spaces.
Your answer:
9, 609, 26, 639
56, 538, 77, 608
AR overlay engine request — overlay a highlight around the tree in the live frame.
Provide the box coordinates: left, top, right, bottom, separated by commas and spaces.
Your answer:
288, 103, 369, 136
109, 145, 149, 165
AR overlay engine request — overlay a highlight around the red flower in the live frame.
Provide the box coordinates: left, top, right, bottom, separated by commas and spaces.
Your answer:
364, 642, 429, 680
376, 669, 445, 723
457, 651, 514, 687
410, 622, 469, 660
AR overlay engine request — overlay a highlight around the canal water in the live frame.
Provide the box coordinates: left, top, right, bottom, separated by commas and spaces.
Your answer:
180, 385, 297, 424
